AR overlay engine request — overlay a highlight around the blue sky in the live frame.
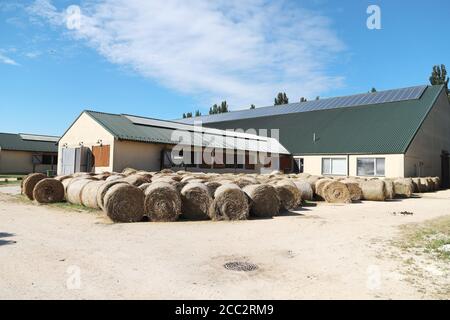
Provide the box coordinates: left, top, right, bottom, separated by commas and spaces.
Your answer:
0, 0, 449, 136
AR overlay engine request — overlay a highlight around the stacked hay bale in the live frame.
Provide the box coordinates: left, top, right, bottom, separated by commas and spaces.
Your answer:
341, 179, 363, 201
33, 178, 65, 203
292, 180, 314, 201
393, 178, 414, 198
273, 180, 301, 211
103, 184, 145, 222
322, 181, 352, 203
144, 182, 181, 222
209, 184, 249, 221
243, 184, 280, 218
359, 180, 386, 201
81, 180, 105, 209
180, 183, 212, 220
22, 173, 47, 200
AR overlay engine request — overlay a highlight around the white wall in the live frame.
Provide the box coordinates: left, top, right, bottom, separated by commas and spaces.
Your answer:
295, 153, 404, 178
58, 112, 115, 174
405, 90, 450, 177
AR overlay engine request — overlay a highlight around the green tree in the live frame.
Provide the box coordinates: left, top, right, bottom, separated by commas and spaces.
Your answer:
274, 92, 289, 105
371, 87, 377, 93
209, 101, 229, 114
430, 64, 449, 95
182, 113, 186, 118
194, 110, 201, 117
250, 104, 256, 109
315, 96, 320, 100
186, 112, 193, 118
300, 97, 307, 102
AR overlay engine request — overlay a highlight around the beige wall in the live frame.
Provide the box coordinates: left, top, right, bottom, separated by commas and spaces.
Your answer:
112, 140, 165, 172
58, 112, 116, 174
0, 150, 56, 174
295, 154, 404, 178
405, 90, 450, 177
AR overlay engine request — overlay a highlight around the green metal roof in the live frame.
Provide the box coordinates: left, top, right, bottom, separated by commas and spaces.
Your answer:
0, 133, 59, 153
200, 85, 446, 155
83, 111, 290, 154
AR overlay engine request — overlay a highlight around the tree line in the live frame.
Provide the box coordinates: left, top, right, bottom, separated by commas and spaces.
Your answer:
182, 64, 449, 118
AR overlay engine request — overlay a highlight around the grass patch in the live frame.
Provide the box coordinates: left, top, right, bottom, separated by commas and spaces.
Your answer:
397, 215, 450, 260
0, 174, 25, 178
0, 180, 21, 186
10, 194, 100, 214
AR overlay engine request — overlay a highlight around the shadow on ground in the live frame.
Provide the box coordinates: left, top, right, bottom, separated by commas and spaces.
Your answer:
0, 232, 16, 246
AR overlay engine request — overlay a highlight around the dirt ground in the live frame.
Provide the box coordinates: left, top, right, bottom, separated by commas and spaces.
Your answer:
0, 185, 449, 300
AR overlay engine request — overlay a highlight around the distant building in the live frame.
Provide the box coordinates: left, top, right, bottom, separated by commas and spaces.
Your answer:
0, 133, 59, 174
178, 85, 450, 187
57, 110, 290, 175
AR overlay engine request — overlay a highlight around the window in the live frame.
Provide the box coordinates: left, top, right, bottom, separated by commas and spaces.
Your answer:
41, 154, 58, 165
357, 158, 385, 176
296, 158, 304, 173
322, 158, 347, 175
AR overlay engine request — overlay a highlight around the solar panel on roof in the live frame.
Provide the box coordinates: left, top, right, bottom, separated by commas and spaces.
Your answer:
176, 85, 427, 124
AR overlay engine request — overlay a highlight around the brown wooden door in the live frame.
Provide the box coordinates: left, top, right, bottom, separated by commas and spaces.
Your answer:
92, 145, 110, 167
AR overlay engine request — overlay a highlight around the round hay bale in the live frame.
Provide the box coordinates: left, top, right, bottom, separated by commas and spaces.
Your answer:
274, 180, 301, 211
419, 177, 431, 192
315, 178, 333, 199
103, 184, 144, 222
180, 183, 212, 220
121, 174, 151, 187
20, 173, 33, 194
322, 181, 352, 203
235, 177, 259, 188
32, 178, 65, 203
144, 182, 181, 222
411, 178, 422, 193
432, 177, 440, 190
105, 175, 125, 182
243, 184, 279, 218
66, 179, 93, 205
208, 184, 249, 221
138, 183, 152, 192
96, 180, 128, 210
293, 180, 313, 201
393, 178, 413, 198
204, 181, 222, 198
160, 168, 174, 174
426, 177, 435, 191
61, 177, 73, 193
23, 173, 46, 200
341, 179, 363, 201
297, 173, 311, 179
359, 180, 386, 201
81, 180, 105, 209
54, 175, 72, 182
122, 167, 137, 176
382, 179, 395, 199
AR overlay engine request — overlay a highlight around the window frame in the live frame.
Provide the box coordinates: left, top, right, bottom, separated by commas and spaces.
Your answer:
321, 157, 347, 176
356, 157, 386, 177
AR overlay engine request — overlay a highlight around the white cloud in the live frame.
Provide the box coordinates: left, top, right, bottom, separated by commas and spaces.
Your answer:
28, 0, 346, 108
0, 51, 19, 66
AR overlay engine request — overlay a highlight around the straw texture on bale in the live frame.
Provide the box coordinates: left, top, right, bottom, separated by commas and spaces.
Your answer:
322, 181, 352, 203
138, 183, 152, 191
419, 178, 431, 192
96, 181, 128, 209
341, 180, 363, 201
243, 184, 279, 217
293, 180, 313, 201
180, 183, 212, 220
208, 184, 249, 221
54, 175, 72, 182
431, 177, 440, 190
359, 180, 386, 201
121, 174, 151, 186
103, 184, 145, 222
81, 180, 105, 209
122, 168, 137, 176
105, 175, 124, 182
393, 178, 413, 198
66, 179, 93, 205
383, 179, 395, 199
144, 182, 181, 222
23, 173, 46, 200
235, 177, 259, 188
315, 179, 332, 199
426, 177, 435, 191
274, 180, 301, 211
33, 178, 65, 203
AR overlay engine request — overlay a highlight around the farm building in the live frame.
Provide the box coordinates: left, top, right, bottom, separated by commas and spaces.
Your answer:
57, 110, 290, 175
178, 85, 450, 187
0, 133, 59, 174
